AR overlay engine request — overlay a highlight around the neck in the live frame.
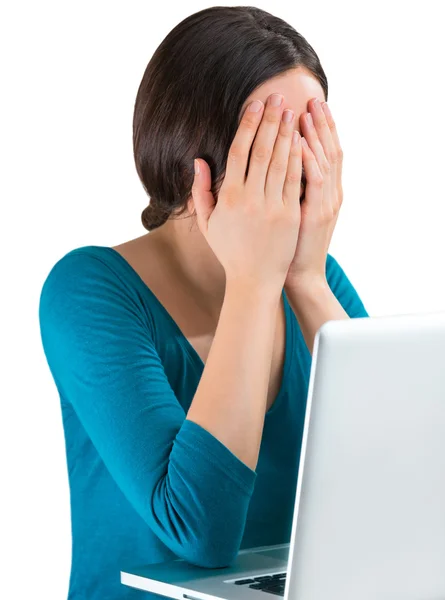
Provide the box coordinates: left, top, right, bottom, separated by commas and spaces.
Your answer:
149, 215, 227, 321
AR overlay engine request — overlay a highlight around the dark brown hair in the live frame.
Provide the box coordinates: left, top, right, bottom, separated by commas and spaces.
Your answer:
133, 5, 328, 231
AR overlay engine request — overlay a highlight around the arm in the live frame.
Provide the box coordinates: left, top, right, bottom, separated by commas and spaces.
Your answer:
39, 252, 279, 569
187, 278, 281, 471
285, 254, 369, 355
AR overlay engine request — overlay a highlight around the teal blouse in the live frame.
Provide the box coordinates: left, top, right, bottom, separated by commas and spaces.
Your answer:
38, 245, 369, 599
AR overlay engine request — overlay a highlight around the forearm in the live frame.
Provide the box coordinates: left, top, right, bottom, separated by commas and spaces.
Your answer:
285, 277, 349, 355
186, 281, 281, 471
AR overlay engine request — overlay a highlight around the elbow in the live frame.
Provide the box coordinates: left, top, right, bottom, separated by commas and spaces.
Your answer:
180, 537, 239, 569
152, 497, 242, 568
150, 468, 250, 569
169, 505, 244, 568
159, 507, 241, 568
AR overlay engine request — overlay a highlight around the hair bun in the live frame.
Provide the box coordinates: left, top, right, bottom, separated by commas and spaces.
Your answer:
141, 200, 172, 231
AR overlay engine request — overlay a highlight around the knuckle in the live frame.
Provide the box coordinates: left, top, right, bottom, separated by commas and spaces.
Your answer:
263, 110, 280, 124
227, 142, 243, 164
289, 143, 302, 158
266, 205, 284, 222
241, 115, 260, 131
278, 124, 293, 137
326, 208, 336, 222
251, 143, 272, 163
327, 149, 338, 164
268, 157, 287, 172
320, 160, 331, 175
312, 174, 324, 188
335, 195, 343, 210
285, 171, 301, 185
318, 116, 329, 130
337, 146, 344, 161
221, 185, 240, 207
320, 213, 331, 225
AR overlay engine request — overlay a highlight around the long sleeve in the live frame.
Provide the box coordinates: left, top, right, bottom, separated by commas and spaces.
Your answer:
38, 251, 257, 569
326, 254, 369, 318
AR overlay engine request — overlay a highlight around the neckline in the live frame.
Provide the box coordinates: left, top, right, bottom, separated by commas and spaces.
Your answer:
88, 245, 294, 417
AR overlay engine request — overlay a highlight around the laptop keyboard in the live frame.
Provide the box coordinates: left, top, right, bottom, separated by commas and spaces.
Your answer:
233, 572, 287, 596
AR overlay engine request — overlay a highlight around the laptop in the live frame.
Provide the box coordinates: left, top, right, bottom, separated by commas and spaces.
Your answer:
121, 311, 445, 600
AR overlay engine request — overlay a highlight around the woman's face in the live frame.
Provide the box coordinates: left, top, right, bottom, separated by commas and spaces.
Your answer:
240, 66, 326, 200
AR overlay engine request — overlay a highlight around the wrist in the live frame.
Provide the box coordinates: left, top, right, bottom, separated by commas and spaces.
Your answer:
225, 276, 283, 305
285, 275, 329, 297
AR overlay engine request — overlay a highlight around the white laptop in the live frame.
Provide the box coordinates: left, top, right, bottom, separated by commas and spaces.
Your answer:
122, 311, 445, 600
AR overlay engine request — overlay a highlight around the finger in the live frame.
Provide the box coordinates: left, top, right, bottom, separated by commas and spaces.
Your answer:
301, 112, 330, 178
308, 99, 336, 172
245, 93, 285, 198
301, 137, 324, 209
264, 108, 295, 205
282, 130, 303, 215
321, 102, 342, 156
307, 100, 337, 215
223, 100, 265, 189
191, 158, 215, 235
305, 102, 335, 215
321, 101, 343, 180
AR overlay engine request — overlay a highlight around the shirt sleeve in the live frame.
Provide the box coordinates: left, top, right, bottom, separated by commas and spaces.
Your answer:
38, 251, 257, 569
326, 253, 370, 318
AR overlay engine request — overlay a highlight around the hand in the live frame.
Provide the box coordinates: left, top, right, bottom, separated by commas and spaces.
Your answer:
284, 98, 343, 288
191, 93, 302, 293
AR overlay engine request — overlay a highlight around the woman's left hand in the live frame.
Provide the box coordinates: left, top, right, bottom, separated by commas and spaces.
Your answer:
284, 98, 344, 288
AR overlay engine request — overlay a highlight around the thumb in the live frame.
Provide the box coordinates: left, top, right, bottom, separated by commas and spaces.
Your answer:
191, 158, 216, 235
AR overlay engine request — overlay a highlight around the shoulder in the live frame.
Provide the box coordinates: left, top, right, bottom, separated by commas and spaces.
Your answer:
40, 244, 143, 294
325, 252, 355, 289
39, 245, 143, 325
325, 253, 369, 318
325, 252, 343, 279
41, 245, 116, 284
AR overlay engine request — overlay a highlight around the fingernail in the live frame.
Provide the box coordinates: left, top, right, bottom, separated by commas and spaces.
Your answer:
282, 109, 294, 123
292, 130, 300, 145
322, 102, 331, 117
194, 159, 200, 175
269, 94, 283, 107
248, 100, 263, 113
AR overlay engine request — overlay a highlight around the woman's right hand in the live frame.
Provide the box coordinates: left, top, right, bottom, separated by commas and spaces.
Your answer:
191, 93, 303, 292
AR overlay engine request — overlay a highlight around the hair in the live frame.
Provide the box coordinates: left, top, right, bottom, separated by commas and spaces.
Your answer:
133, 6, 328, 232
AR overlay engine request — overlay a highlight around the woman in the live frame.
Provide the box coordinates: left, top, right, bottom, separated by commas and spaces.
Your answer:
39, 6, 368, 599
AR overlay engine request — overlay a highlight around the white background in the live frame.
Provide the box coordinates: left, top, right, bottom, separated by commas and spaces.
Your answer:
2, 1, 444, 598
